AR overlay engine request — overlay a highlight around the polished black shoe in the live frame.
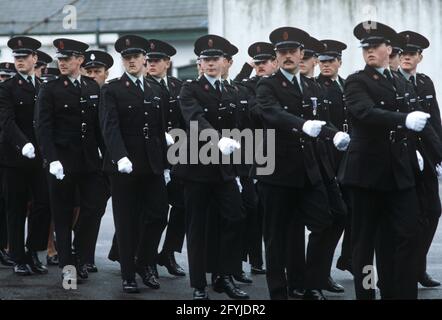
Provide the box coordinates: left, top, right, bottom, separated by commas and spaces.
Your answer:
14, 263, 33, 276
158, 252, 186, 276
288, 288, 305, 299
27, 251, 48, 274
213, 276, 250, 300
419, 272, 441, 288
336, 257, 353, 275
76, 264, 89, 280
85, 263, 98, 273
233, 272, 253, 284
250, 266, 266, 275
46, 254, 59, 266
123, 279, 139, 293
150, 264, 159, 279
0, 249, 14, 267
325, 276, 345, 293
303, 289, 327, 300
136, 265, 160, 289
193, 288, 209, 300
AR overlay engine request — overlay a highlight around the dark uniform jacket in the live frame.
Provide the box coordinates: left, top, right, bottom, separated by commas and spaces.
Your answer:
35, 75, 104, 173
173, 75, 239, 183
0, 74, 42, 168
99, 73, 168, 175
255, 69, 338, 188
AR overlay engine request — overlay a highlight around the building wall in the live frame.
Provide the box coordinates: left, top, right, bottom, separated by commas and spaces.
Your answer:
208, 0, 442, 95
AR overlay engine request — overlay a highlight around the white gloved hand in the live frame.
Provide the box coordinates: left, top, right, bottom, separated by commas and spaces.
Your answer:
302, 120, 326, 138
217, 137, 241, 156
49, 161, 64, 180
117, 157, 133, 174
165, 132, 174, 147
406, 111, 430, 132
22, 142, 35, 159
235, 176, 243, 193
333, 132, 351, 151
164, 169, 171, 185
416, 151, 424, 172
436, 162, 442, 179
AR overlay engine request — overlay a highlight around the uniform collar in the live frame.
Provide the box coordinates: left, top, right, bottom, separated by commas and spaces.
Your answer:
18, 72, 35, 85
68, 74, 82, 85
399, 68, 417, 84
152, 75, 168, 87
125, 72, 144, 86
280, 68, 302, 92
204, 73, 221, 89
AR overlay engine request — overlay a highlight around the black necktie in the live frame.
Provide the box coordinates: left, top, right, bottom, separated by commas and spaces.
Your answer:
135, 79, 143, 92
74, 79, 81, 88
160, 78, 168, 92
27, 76, 34, 88
409, 75, 417, 89
293, 76, 302, 95
384, 69, 395, 87
214, 80, 222, 95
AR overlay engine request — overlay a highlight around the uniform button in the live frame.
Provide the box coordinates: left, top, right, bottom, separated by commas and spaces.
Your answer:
128, 106, 132, 109
81, 135, 85, 138
380, 101, 385, 105
168, 121, 172, 125
144, 112, 148, 115
20, 101, 23, 105
219, 104, 222, 106
64, 105, 68, 108
81, 110, 85, 114
204, 108, 208, 112
218, 116, 222, 120
93, 104, 96, 107
169, 109, 173, 113
144, 123, 148, 126
284, 106, 288, 110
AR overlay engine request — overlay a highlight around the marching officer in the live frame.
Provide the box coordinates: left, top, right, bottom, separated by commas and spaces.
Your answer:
255, 27, 350, 300
34, 50, 53, 79
174, 34, 249, 300
145, 39, 187, 277
35, 38, 106, 284
72, 49, 114, 273
0, 36, 51, 275
99, 35, 169, 293
398, 31, 442, 288
339, 21, 429, 299
0, 62, 16, 82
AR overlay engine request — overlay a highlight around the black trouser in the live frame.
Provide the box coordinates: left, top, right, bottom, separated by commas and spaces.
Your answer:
110, 174, 168, 281
48, 171, 104, 268
239, 177, 264, 268
184, 180, 243, 289
73, 173, 110, 265
161, 177, 186, 254
3, 167, 51, 264
338, 186, 353, 268
349, 187, 419, 300
286, 219, 306, 290
415, 172, 441, 278
0, 169, 7, 249
258, 181, 333, 300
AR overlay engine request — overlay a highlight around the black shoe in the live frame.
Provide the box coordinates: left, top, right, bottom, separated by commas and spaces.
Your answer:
0, 249, 14, 267
325, 276, 345, 293
336, 257, 353, 275
288, 288, 305, 299
150, 264, 159, 279
193, 288, 209, 300
250, 266, 266, 275
13, 263, 33, 276
27, 251, 48, 275
76, 264, 89, 280
213, 275, 250, 300
233, 272, 253, 284
303, 289, 327, 300
158, 252, 186, 276
136, 265, 160, 289
85, 264, 98, 273
419, 272, 441, 288
46, 254, 59, 266
122, 279, 139, 293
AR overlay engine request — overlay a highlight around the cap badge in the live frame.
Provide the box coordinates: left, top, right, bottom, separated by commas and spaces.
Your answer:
208, 39, 213, 48
126, 38, 131, 47
90, 54, 96, 61
405, 34, 410, 44
18, 39, 23, 47
59, 41, 64, 50
150, 42, 155, 50
283, 31, 289, 41
256, 45, 261, 53
5, 63, 9, 68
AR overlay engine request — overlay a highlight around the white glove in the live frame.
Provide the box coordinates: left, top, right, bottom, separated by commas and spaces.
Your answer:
333, 132, 351, 151
416, 151, 424, 172
49, 161, 65, 180
164, 169, 171, 185
436, 162, 442, 178
117, 157, 133, 174
217, 137, 241, 156
302, 120, 326, 138
22, 143, 35, 159
165, 132, 174, 147
406, 111, 430, 132
235, 176, 243, 193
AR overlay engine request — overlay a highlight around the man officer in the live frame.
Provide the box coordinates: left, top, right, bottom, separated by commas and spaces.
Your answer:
34, 50, 53, 79
83, 50, 114, 87
35, 38, 105, 285
0, 36, 51, 276
0, 62, 16, 82
398, 30, 442, 288
99, 35, 169, 293
145, 39, 186, 277
255, 27, 350, 300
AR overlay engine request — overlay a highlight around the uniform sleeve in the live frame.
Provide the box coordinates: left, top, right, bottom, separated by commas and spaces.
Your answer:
99, 84, 128, 163
256, 78, 306, 132
234, 63, 254, 82
0, 82, 29, 151
344, 76, 408, 129
427, 79, 442, 141
34, 83, 58, 163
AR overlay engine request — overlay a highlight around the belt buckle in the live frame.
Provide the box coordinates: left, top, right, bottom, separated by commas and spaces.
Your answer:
389, 130, 396, 142
143, 127, 149, 138
343, 123, 348, 133
81, 123, 87, 133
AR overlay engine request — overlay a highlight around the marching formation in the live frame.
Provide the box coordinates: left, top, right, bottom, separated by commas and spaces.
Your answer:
0, 20, 441, 300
